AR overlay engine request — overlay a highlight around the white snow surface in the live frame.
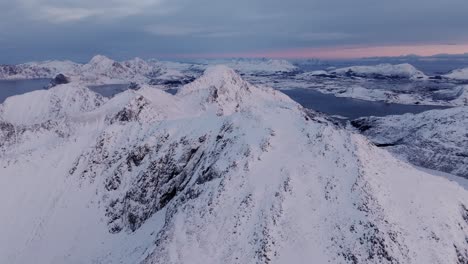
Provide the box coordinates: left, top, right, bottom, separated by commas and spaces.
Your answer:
352, 106, 468, 178
196, 58, 298, 74
1, 66, 468, 264
444, 67, 468, 80
331, 63, 428, 80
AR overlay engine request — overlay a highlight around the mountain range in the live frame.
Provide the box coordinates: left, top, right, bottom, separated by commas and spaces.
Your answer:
1, 66, 467, 263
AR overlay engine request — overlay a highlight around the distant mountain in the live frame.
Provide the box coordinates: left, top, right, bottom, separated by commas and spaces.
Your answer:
194, 58, 298, 74
76, 55, 154, 85
330, 63, 428, 80
0, 56, 299, 86
444, 67, 468, 80
224, 58, 298, 74
0, 60, 80, 80
1, 66, 467, 263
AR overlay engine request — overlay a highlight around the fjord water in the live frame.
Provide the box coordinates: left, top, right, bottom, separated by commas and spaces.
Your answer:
282, 88, 450, 119
88, 83, 130, 97
0, 79, 50, 103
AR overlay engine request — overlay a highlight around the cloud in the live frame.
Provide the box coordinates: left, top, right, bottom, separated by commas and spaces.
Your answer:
145, 25, 205, 36
145, 24, 248, 38
18, 0, 173, 23
299, 32, 354, 41
2, 0, 468, 62
39, 7, 100, 23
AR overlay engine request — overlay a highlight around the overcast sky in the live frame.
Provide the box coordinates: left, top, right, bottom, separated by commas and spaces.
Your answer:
1, 0, 468, 63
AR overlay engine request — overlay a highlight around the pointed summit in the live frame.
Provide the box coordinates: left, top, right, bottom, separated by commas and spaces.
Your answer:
177, 65, 253, 115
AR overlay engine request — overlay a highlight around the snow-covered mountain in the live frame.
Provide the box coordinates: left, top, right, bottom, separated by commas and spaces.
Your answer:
0, 60, 80, 80
330, 63, 428, 80
0, 56, 168, 85
0, 57, 298, 86
352, 106, 468, 179
76, 55, 154, 85
1, 66, 468, 264
444, 67, 468, 80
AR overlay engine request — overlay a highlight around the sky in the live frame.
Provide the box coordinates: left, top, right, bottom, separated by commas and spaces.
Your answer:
1, 0, 468, 63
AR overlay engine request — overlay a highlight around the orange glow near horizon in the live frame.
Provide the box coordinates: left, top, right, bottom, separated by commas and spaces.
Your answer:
165, 44, 468, 60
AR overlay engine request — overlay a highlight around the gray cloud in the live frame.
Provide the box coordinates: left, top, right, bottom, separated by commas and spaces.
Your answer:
1, 0, 468, 63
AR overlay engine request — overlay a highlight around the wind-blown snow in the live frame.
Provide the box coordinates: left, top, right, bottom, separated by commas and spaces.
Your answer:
1, 66, 467, 264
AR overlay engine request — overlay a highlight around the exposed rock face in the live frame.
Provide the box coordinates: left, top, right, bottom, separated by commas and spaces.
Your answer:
352, 106, 468, 179
0, 64, 53, 79
48, 73, 70, 87
1, 66, 467, 264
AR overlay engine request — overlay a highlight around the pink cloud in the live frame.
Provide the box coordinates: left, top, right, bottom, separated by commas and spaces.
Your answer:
161, 43, 468, 59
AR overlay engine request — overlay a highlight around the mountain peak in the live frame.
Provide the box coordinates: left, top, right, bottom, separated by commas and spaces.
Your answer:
89, 55, 114, 65
199, 65, 243, 83
176, 65, 252, 115
178, 65, 247, 95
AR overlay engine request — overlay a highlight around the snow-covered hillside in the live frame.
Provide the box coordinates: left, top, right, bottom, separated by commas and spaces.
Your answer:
444, 67, 468, 80
330, 63, 427, 80
1, 66, 467, 264
352, 107, 468, 179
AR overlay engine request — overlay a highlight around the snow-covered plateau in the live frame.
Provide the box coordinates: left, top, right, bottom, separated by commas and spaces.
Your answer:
1, 66, 467, 264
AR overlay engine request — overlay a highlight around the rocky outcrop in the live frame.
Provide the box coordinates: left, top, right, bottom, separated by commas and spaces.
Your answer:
48, 74, 70, 87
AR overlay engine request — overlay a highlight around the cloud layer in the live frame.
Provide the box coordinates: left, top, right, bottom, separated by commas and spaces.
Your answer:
2, 0, 468, 62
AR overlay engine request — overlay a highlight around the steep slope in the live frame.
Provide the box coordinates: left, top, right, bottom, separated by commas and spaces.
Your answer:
352, 107, 468, 179
331, 63, 428, 80
1, 66, 467, 264
0, 83, 105, 125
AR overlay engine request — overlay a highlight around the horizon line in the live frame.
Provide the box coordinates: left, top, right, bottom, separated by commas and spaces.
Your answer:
152, 43, 468, 60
